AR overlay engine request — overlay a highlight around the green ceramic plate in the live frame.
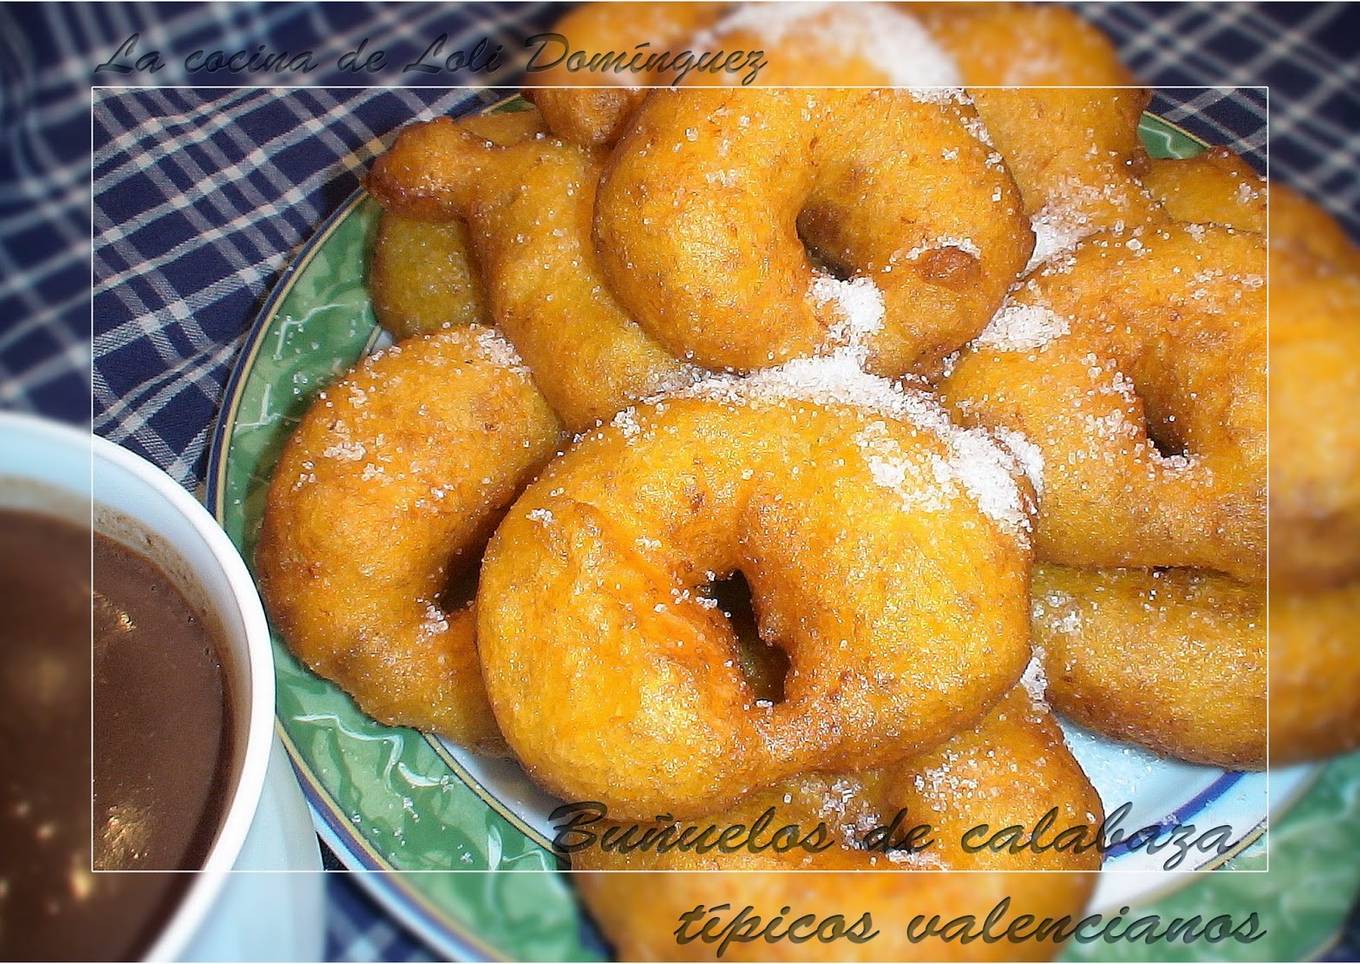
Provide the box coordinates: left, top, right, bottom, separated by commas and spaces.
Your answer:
205, 102, 1360, 962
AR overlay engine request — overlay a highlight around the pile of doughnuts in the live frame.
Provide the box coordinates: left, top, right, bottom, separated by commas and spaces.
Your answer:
255, 3, 1360, 961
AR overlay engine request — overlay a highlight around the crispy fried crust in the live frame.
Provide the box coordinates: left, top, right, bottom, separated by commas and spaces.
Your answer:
595, 88, 1032, 375
944, 224, 1267, 581
1031, 565, 1265, 769
478, 392, 1035, 819
369, 213, 488, 338
575, 689, 1102, 962
255, 328, 562, 752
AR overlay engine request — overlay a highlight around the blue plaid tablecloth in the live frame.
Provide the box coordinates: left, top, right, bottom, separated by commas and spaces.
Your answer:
5, 2, 1360, 960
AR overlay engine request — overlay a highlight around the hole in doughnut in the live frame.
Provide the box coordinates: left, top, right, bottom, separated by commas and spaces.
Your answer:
797, 224, 853, 283
1129, 363, 1192, 462
438, 535, 492, 614
705, 572, 790, 705
1144, 409, 1190, 462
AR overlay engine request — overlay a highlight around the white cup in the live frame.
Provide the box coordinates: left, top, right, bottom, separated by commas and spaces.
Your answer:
0, 411, 275, 961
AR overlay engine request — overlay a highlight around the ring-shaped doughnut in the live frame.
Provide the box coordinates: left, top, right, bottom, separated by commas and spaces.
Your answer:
594, 87, 1033, 375
943, 222, 1267, 581
529, 1, 1160, 266
575, 688, 1102, 961
1030, 565, 1265, 769
478, 376, 1037, 819
1138, 152, 1360, 587
256, 327, 563, 752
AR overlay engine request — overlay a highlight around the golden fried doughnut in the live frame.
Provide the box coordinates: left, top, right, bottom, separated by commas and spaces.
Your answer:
1142, 148, 1360, 273
370, 110, 697, 431
690, 2, 962, 87
595, 88, 1032, 375
1270, 581, 1360, 763
943, 223, 1267, 581
1031, 566, 1265, 769
369, 213, 487, 338
904, 4, 1162, 251
575, 689, 1101, 961
478, 371, 1038, 819
905, 3, 1130, 86
526, 2, 724, 145
1268, 252, 1360, 587
527, 2, 1157, 261
1138, 152, 1360, 586
366, 108, 546, 221
256, 327, 562, 752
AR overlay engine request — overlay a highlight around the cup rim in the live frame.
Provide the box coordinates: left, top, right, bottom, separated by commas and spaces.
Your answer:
0, 411, 276, 961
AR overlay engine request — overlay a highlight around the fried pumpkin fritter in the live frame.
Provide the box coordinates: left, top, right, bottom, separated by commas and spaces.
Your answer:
1031, 565, 1265, 769
256, 327, 563, 752
945, 224, 1267, 581
479, 384, 1037, 819
1139, 151, 1360, 587
576, 688, 1102, 962
595, 87, 1032, 376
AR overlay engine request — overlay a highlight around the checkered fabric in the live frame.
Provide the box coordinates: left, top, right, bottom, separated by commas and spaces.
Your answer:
5, 2, 1360, 961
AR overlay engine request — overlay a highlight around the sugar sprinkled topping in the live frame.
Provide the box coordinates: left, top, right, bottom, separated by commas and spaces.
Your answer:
903, 236, 981, 262
994, 428, 1045, 498
854, 413, 1043, 548
612, 407, 642, 439
809, 271, 886, 357
1032, 590, 1082, 636
1026, 205, 1088, 272
471, 326, 530, 374
662, 345, 1036, 544
321, 439, 366, 461
703, 2, 962, 87
973, 301, 1070, 352
679, 351, 906, 417
909, 87, 970, 106
1019, 647, 1049, 709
